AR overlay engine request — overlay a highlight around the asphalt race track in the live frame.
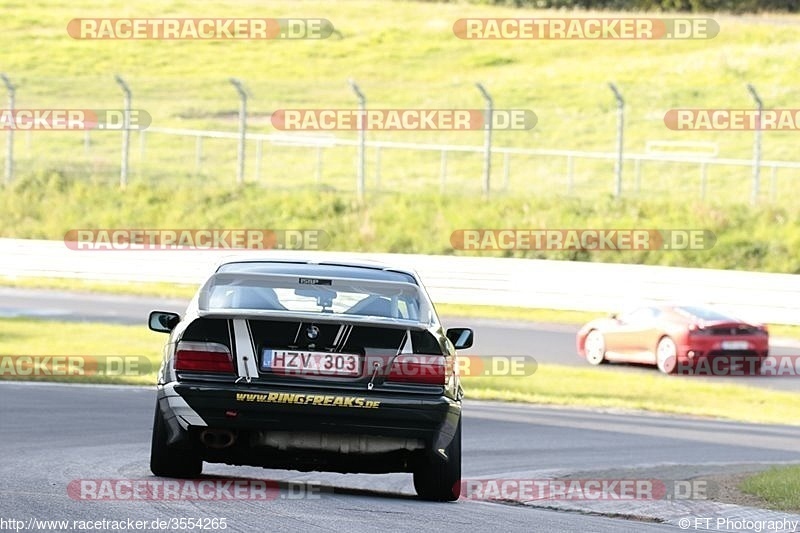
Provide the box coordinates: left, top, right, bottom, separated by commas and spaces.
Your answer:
2, 288, 800, 532
3, 382, 800, 532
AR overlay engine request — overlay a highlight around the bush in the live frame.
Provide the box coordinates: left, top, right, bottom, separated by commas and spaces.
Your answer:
460, 0, 798, 13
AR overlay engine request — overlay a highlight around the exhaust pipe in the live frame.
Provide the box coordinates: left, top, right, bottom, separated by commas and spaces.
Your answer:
200, 429, 236, 449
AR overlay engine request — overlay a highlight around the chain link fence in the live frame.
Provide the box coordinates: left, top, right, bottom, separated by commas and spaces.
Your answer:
2, 75, 799, 203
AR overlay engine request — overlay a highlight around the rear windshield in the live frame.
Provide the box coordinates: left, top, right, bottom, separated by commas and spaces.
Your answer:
675, 306, 734, 321
202, 276, 424, 321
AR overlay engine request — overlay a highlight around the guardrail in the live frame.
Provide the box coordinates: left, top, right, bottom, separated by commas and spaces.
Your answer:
2, 238, 799, 325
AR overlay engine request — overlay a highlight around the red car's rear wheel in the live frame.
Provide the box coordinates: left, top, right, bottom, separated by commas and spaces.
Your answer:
656, 336, 678, 374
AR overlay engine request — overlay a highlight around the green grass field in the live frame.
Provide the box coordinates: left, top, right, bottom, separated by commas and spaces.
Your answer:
465, 365, 800, 425
740, 465, 800, 511
0, 318, 163, 385
2, 1, 799, 201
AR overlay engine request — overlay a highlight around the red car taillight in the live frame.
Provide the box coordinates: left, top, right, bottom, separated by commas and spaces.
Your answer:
387, 354, 447, 385
175, 341, 234, 373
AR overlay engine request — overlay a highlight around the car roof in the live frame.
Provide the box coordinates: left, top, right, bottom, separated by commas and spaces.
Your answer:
215, 258, 419, 284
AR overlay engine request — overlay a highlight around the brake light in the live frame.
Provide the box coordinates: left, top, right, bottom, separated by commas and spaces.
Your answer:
387, 354, 447, 385
175, 341, 234, 373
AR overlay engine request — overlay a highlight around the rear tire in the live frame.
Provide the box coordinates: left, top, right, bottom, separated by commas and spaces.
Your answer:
413, 417, 461, 502
656, 336, 678, 375
150, 403, 202, 478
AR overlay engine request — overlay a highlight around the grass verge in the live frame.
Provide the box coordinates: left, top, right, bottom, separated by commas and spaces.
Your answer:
462, 365, 800, 426
4, 185, 800, 274
739, 466, 800, 512
0, 275, 198, 300
0, 318, 163, 385
2, 317, 798, 425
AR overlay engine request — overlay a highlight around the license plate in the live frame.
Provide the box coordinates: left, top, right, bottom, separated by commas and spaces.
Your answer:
721, 340, 749, 350
261, 349, 360, 377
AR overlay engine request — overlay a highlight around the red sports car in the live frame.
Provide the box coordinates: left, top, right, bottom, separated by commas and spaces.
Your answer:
576, 305, 769, 374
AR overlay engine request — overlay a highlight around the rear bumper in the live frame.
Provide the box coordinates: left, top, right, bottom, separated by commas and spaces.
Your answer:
156, 381, 461, 473
676, 338, 769, 364
675, 340, 768, 375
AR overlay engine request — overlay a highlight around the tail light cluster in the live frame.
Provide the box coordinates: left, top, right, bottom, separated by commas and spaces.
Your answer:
175, 341, 235, 373
689, 324, 769, 336
386, 354, 449, 385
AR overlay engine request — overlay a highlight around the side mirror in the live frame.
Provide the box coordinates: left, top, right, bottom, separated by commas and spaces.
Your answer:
149, 311, 180, 333
446, 328, 474, 350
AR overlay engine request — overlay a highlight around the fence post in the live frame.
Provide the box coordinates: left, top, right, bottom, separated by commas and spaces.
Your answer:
475, 83, 493, 198
746, 84, 763, 205
114, 75, 132, 189
230, 78, 248, 185
608, 83, 624, 198
1, 74, 14, 185
349, 79, 366, 200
